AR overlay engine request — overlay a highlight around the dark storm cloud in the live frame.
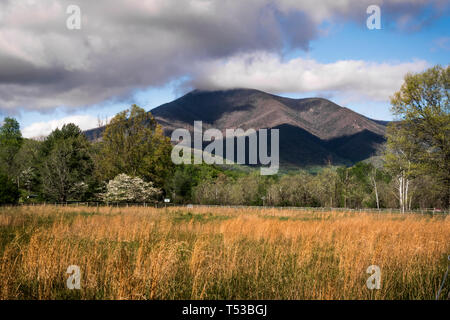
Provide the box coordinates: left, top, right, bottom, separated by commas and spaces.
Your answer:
0, 0, 447, 114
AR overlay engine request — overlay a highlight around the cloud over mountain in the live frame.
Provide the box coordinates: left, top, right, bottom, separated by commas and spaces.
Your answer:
0, 0, 446, 114
190, 52, 428, 103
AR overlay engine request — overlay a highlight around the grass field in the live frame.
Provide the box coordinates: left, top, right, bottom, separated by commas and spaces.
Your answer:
0, 205, 449, 300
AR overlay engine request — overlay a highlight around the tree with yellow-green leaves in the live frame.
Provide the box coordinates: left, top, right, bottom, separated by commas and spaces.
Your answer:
96, 105, 174, 188
386, 65, 449, 210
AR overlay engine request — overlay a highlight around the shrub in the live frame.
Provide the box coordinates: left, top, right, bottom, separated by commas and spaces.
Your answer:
102, 174, 162, 203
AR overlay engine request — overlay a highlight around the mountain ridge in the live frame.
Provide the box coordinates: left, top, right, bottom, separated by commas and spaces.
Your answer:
84, 88, 388, 167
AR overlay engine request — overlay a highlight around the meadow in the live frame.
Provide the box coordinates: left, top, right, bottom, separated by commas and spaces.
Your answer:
0, 205, 449, 300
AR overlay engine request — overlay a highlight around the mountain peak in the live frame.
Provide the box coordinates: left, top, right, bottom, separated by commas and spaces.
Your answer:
85, 88, 387, 167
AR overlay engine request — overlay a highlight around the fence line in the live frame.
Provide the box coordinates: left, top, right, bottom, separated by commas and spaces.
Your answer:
8, 202, 449, 215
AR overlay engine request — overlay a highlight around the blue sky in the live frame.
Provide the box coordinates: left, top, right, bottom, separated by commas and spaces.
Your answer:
0, 1, 448, 137
280, 14, 450, 119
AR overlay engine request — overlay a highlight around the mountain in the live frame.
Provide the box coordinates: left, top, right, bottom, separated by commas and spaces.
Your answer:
85, 88, 387, 168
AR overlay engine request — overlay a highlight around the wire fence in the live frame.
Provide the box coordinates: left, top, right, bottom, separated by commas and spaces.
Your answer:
7, 202, 449, 215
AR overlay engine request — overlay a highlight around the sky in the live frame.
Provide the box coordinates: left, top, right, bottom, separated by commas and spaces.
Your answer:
0, 0, 448, 138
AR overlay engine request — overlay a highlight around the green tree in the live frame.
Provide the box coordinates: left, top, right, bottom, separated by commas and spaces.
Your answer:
336, 167, 352, 208
0, 173, 20, 204
384, 124, 419, 211
97, 105, 174, 188
310, 167, 338, 207
0, 117, 23, 178
168, 163, 229, 203
193, 173, 237, 205
40, 124, 94, 202
237, 173, 269, 206
388, 65, 449, 209
266, 173, 316, 207
170, 166, 195, 202
13, 139, 42, 199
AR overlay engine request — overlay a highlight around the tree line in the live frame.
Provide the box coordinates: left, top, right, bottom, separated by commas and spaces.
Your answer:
0, 66, 448, 210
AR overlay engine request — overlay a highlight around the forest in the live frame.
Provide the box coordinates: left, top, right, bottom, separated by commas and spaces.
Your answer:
0, 66, 448, 211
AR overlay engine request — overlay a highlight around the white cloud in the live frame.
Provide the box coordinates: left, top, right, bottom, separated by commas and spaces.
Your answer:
22, 115, 99, 138
0, 0, 446, 113
191, 52, 429, 103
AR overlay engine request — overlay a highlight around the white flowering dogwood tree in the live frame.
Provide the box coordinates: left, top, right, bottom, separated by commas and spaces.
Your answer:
102, 174, 162, 203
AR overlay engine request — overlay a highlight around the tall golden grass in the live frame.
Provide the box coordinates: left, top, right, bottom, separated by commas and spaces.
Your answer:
0, 205, 449, 300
